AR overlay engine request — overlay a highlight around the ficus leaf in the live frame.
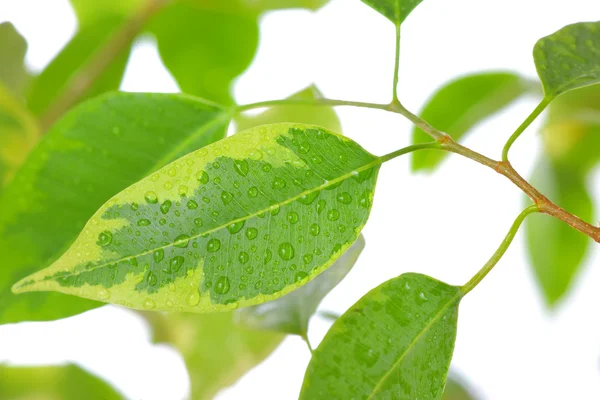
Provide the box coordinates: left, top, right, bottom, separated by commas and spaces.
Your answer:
0, 22, 30, 96
361, 0, 423, 26
0, 364, 123, 399
12, 123, 380, 313
236, 234, 365, 337
534, 21, 600, 99
143, 311, 283, 400
525, 158, 593, 306
300, 273, 461, 399
412, 72, 531, 171
0, 92, 228, 324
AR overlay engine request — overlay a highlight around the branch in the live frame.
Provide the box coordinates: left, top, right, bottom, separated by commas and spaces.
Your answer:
39, 0, 167, 131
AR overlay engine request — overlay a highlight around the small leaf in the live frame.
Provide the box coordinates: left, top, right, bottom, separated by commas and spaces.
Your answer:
0, 364, 123, 399
0, 82, 39, 195
12, 124, 380, 314
361, 0, 424, 26
236, 235, 365, 337
143, 311, 283, 399
534, 21, 600, 98
236, 85, 342, 133
443, 375, 476, 400
412, 72, 531, 171
300, 273, 461, 399
0, 22, 30, 96
0, 92, 228, 324
525, 158, 593, 306
150, 3, 259, 105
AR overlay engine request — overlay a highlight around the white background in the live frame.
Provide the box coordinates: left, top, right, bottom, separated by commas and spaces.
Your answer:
1, 0, 600, 398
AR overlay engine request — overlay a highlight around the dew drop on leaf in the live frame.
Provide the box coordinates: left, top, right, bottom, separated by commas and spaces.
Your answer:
278, 242, 295, 260
327, 209, 340, 221
309, 223, 320, 236
186, 290, 200, 306
97, 231, 113, 246
170, 256, 185, 272
245, 228, 258, 240
137, 218, 151, 226
144, 191, 158, 204
215, 276, 231, 294
153, 249, 164, 263
247, 186, 258, 198
286, 211, 299, 224
197, 170, 209, 184
227, 220, 245, 234
207, 238, 221, 252
174, 234, 190, 248
160, 200, 172, 214
294, 271, 308, 282
187, 200, 198, 210
221, 191, 233, 205
233, 159, 249, 177
238, 251, 250, 264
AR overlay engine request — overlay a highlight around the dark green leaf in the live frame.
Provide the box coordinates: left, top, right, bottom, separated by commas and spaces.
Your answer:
300, 273, 461, 399
534, 21, 600, 98
361, 0, 423, 26
413, 72, 531, 171
0, 92, 228, 324
12, 124, 379, 314
26, 17, 131, 117
236, 235, 364, 337
0, 22, 29, 96
150, 2, 259, 105
525, 158, 593, 306
0, 364, 123, 399
143, 311, 283, 399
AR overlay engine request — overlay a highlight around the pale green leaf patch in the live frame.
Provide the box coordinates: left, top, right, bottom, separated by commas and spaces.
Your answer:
13, 124, 381, 313
0, 22, 30, 96
534, 21, 600, 98
300, 273, 461, 399
361, 0, 424, 26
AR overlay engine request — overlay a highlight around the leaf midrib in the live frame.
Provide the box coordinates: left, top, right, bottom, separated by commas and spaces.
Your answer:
366, 288, 461, 399
27, 155, 382, 286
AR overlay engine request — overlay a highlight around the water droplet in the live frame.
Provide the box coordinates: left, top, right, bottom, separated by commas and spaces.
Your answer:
130, 202, 139, 211
159, 218, 167, 225
214, 276, 231, 294
160, 200, 172, 214
137, 218, 151, 226
327, 209, 340, 221
247, 187, 258, 198
249, 149, 263, 160
238, 251, 250, 264
227, 220, 245, 234
221, 191, 233, 205
170, 256, 185, 272
298, 141, 311, 154
309, 223, 320, 236
245, 228, 258, 240
147, 272, 158, 286
286, 211, 299, 224
270, 204, 280, 216
263, 249, 272, 264
272, 178, 286, 190
97, 231, 113, 246
338, 154, 348, 163
202, 197, 210, 203
97, 288, 111, 300
143, 298, 156, 309
207, 238, 221, 252
144, 191, 158, 204
174, 234, 190, 248
262, 163, 272, 172
303, 254, 313, 264
212, 162, 220, 169
153, 249, 164, 263
197, 171, 209, 184
233, 159, 249, 176
278, 242, 295, 260
311, 155, 323, 164
294, 271, 308, 282
337, 192, 353, 204
187, 290, 200, 306
194, 218, 203, 227
359, 190, 372, 208
187, 200, 198, 210
297, 191, 318, 205
316, 199, 326, 214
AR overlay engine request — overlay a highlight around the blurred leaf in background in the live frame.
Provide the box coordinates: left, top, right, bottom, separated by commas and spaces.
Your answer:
0, 22, 30, 97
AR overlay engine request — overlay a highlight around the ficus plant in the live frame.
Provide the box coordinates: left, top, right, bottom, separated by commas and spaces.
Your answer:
1, 0, 599, 398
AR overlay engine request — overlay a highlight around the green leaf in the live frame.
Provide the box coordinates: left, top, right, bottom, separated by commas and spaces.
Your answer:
26, 17, 131, 117
236, 85, 342, 133
525, 158, 593, 306
412, 72, 531, 171
143, 311, 283, 399
236, 234, 365, 337
534, 21, 600, 98
0, 82, 39, 195
0, 22, 30, 96
0, 364, 123, 399
0, 92, 228, 324
69, 0, 145, 26
361, 0, 424, 26
150, 3, 259, 105
12, 123, 380, 314
300, 273, 461, 399
443, 376, 476, 400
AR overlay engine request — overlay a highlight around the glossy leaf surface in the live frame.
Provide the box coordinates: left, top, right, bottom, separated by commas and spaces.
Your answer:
0, 93, 228, 324
301, 273, 461, 399
534, 21, 600, 98
0, 22, 29, 96
525, 159, 593, 306
0, 364, 123, 399
13, 124, 379, 313
413, 72, 530, 171
237, 234, 364, 337
144, 311, 283, 399
361, 0, 423, 25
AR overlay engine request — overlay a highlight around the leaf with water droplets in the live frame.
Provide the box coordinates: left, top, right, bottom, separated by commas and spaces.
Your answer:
412, 72, 531, 171
300, 273, 461, 399
0, 92, 228, 324
0, 364, 123, 399
361, 0, 424, 26
0, 22, 30, 96
236, 235, 365, 337
534, 21, 600, 98
142, 310, 283, 399
12, 124, 380, 314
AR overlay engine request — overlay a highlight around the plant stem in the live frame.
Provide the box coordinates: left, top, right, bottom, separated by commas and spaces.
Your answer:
461, 205, 539, 296
39, 0, 167, 131
379, 142, 441, 163
392, 24, 401, 103
302, 333, 314, 355
235, 98, 391, 113
501, 97, 551, 161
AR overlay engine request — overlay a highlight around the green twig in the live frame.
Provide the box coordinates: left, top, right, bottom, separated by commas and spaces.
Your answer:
501, 97, 551, 161
380, 142, 441, 163
461, 205, 539, 296
392, 24, 401, 103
